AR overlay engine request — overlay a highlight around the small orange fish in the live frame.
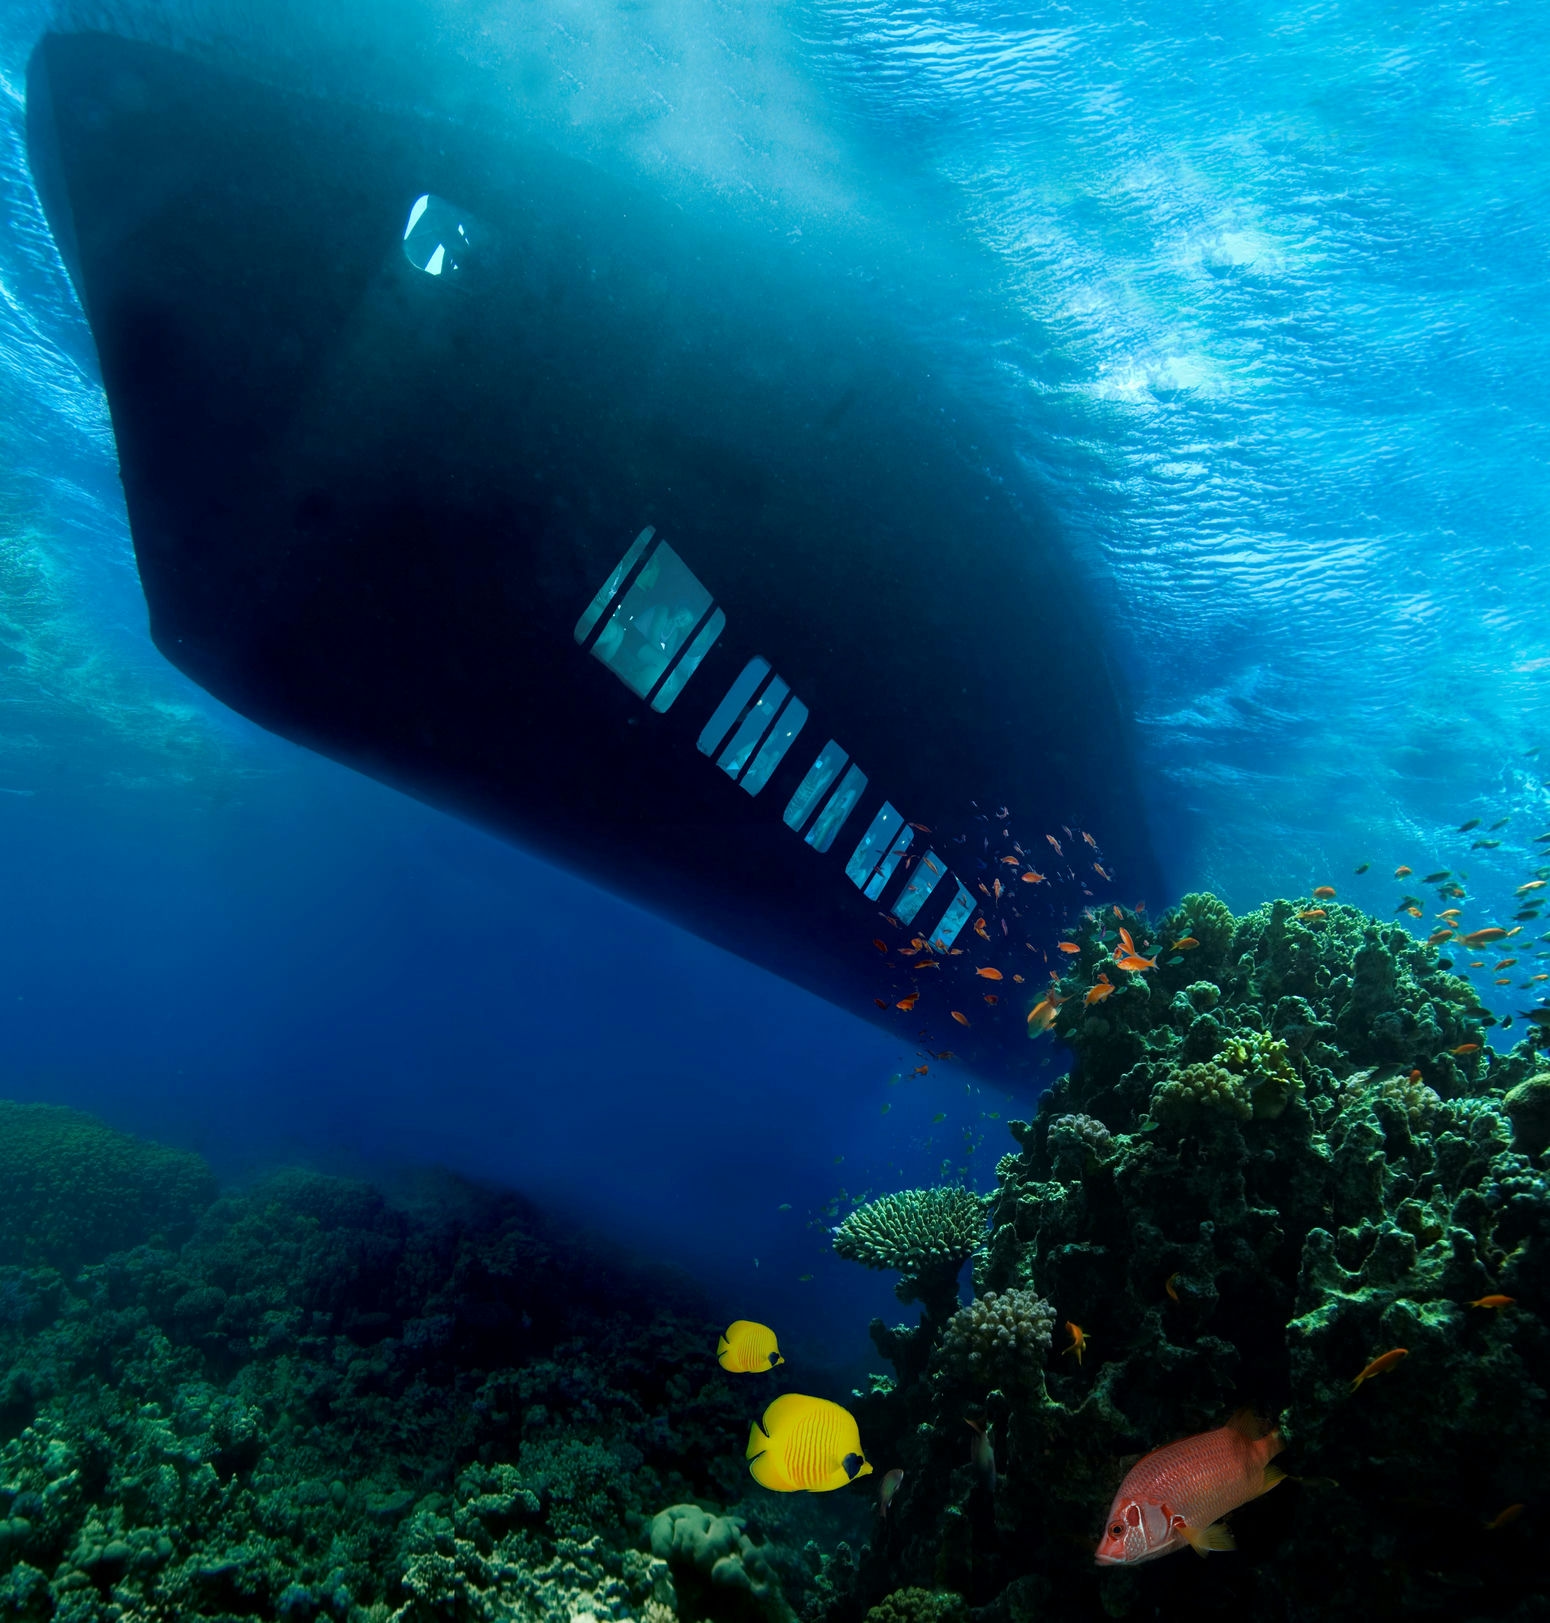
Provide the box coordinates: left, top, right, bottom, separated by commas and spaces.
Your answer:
1026, 996, 1060, 1033
992, 878, 1003, 901
913, 1064, 929, 1076
976, 967, 1004, 981
1350, 1347, 1408, 1391
1085, 980, 1115, 1006
1439, 908, 1463, 920
1012, 973, 1025, 983
1020, 870, 1046, 884
1394, 865, 1413, 878
1165, 1272, 1180, 1302
872, 938, 888, 953
1516, 880, 1547, 895
1114, 952, 1157, 972
983, 993, 999, 1005
973, 917, 990, 942
924, 858, 940, 874
1484, 1504, 1525, 1531
1171, 937, 1199, 950
1494, 977, 1511, 985
1312, 886, 1337, 899
1083, 832, 1098, 849
1468, 1294, 1515, 1312
951, 1011, 970, 1027
1426, 930, 1454, 945
896, 994, 919, 1012
1407, 1069, 1422, 1081
1460, 927, 1508, 947
1405, 906, 1423, 918
1057, 941, 1081, 954
1000, 856, 1020, 867
1297, 909, 1327, 921
1094, 863, 1111, 881
1062, 1322, 1089, 1365
909, 823, 931, 833
1450, 1042, 1480, 1055
1046, 835, 1063, 854
873, 998, 888, 1009
1494, 958, 1518, 970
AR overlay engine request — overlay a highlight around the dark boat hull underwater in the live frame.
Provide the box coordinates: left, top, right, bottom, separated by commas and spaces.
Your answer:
26, 30, 1164, 1086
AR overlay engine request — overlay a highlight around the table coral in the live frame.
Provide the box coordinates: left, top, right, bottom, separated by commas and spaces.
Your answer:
831, 1190, 986, 1322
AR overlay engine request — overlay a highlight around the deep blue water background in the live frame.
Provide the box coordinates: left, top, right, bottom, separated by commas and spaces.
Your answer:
2, 0, 1549, 1359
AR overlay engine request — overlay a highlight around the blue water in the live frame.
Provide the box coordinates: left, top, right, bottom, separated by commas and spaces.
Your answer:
2, 0, 1549, 1353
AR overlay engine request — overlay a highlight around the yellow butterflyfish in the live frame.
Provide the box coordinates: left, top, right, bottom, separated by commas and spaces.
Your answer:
746, 1394, 872, 1492
717, 1320, 784, 1373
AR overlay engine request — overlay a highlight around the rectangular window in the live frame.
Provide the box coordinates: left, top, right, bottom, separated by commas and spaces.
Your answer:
846, 802, 903, 891
718, 677, 789, 778
783, 741, 847, 832
929, 881, 977, 951
740, 696, 808, 796
650, 607, 724, 713
894, 847, 948, 925
590, 542, 714, 699
698, 658, 771, 757
574, 527, 656, 645
806, 763, 868, 854
864, 823, 914, 901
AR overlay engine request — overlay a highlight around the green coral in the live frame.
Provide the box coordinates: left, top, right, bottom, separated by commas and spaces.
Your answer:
843, 895, 1548, 1623
0, 1101, 215, 1271
833, 1189, 986, 1321
933, 1289, 1054, 1392
648, 1504, 791, 1623
0, 1110, 844, 1623
862, 1589, 966, 1623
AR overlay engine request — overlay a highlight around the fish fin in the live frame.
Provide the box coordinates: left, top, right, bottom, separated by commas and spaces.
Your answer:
745, 1418, 771, 1460
1260, 1462, 1288, 1494
1226, 1408, 1274, 1441
1178, 1521, 1235, 1557
747, 1448, 792, 1492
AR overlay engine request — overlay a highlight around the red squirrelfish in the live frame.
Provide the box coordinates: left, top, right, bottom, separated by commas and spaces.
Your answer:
1094, 1411, 1285, 1567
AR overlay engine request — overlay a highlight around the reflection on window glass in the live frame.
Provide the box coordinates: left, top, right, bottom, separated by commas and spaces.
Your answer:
591, 544, 714, 700
864, 824, 914, 901
846, 802, 902, 891
894, 848, 948, 925
403, 193, 480, 276
783, 742, 847, 832
718, 678, 789, 778
806, 763, 868, 854
930, 882, 976, 951
575, 528, 655, 645
741, 697, 808, 796
699, 659, 771, 757
651, 608, 724, 714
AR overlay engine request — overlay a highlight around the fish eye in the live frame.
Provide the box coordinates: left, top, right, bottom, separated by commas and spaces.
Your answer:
1109, 1523, 1124, 1538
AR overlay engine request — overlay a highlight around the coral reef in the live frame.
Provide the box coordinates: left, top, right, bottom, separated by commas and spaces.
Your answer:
831, 1191, 986, 1323
834, 894, 1548, 1621
0, 1125, 864, 1623
0, 1101, 216, 1272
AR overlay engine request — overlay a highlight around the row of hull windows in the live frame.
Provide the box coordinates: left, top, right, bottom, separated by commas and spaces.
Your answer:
573, 531, 977, 948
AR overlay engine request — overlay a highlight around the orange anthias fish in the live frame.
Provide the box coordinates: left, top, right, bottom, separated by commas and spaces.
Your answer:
1020, 870, 1046, 884
1026, 996, 1060, 1034
1057, 941, 1081, 954
895, 993, 919, 1012
1517, 880, 1547, 895
1000, 856, 1021, 867
1095, 1412, 1285, 1566
951, 1010, 970, 1027
1312, 886, 1337, 899
1297, 909, 1327, 921
1394, 865, 1413, 878
1350, 1347, 1408, 1391
1484, 1503, 1525, 1531
1085, 977, 1115, 1006
1061, 1322, 1089, 1364
1046, 835, 1063, 854
1171, 937, 1199, 951
1450, 1042, 1480, 1056
976, 967, 1004, 981
1460, 927, 1508, 947
1468, 1294, 1515, 1312
1114, 951, 1157, 972
973, 917, 991, 942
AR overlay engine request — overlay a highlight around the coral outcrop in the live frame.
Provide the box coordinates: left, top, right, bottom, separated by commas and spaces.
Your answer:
0, 1132, 861, 1623
834, 894, 1548, 1621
